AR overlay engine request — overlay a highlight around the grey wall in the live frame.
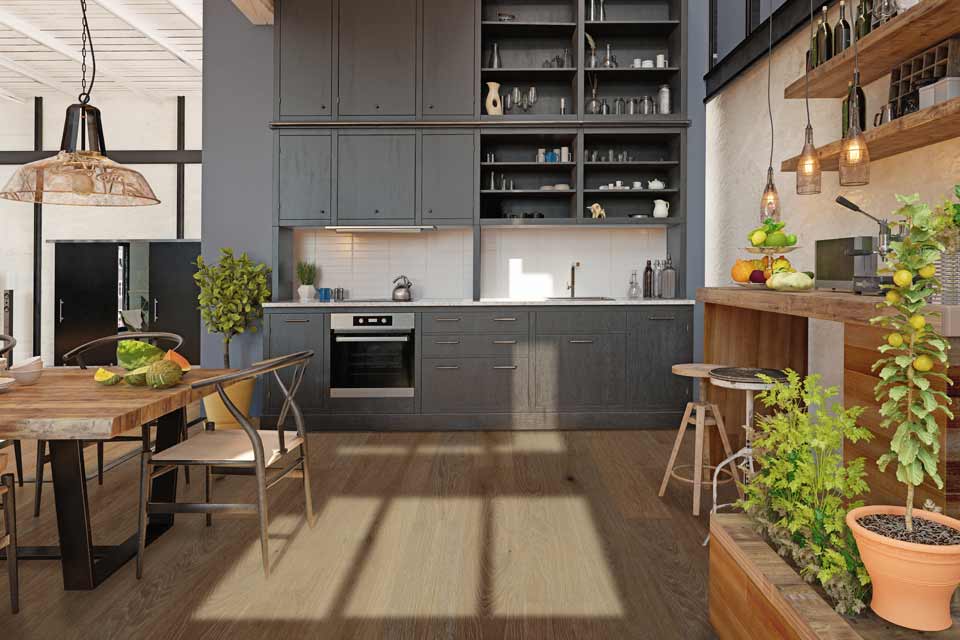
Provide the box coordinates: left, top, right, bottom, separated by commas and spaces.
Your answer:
201, 0, 275, 368
716, 1, 747, 63
687, 0, 708, 363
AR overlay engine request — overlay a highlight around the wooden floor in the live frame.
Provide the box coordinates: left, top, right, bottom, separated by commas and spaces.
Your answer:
0, 430, 728, 639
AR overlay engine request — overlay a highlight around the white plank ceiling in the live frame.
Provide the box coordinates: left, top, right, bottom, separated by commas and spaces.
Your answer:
0, 0, 202, 102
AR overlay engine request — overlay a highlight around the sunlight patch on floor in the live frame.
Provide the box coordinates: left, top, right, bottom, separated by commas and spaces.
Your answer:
336, 444, 412, 456
491, 496, 625, 617
345, 497, 483, 618
192, 497, 382, 621
493, 431, 568, 453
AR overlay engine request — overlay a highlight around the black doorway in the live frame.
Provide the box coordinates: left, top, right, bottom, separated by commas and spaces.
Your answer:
54, 242, 123, 365
148, 241, 201, 364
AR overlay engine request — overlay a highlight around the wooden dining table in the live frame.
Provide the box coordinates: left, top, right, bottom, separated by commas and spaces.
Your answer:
0, 367, 232, 590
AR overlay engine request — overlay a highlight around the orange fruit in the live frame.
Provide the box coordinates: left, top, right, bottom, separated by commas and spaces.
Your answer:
731, 260, 754, 283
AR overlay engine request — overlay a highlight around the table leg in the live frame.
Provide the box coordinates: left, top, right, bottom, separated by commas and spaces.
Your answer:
146, 407, 183, 534
48, 440, 96, 590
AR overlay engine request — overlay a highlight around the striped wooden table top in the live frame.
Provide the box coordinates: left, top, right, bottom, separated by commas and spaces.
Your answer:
0, 367, 233, 440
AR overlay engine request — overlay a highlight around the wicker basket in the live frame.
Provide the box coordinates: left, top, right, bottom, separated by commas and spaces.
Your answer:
936, 252, 960, 305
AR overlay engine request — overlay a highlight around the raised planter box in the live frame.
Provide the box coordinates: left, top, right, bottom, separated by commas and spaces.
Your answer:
709, 513, 958, 640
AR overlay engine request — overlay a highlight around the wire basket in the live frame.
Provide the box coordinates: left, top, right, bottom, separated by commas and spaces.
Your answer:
936, 252, 960, 305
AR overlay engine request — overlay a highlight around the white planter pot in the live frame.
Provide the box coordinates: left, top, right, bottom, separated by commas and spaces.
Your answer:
297, 284, 316, 302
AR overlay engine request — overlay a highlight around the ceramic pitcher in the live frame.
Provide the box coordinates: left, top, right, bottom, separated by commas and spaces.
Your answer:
485, 82, 503, 116
652, 199, 670, 218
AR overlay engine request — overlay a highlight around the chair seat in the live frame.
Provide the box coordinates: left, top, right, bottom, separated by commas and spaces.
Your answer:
151, 430, 303, 466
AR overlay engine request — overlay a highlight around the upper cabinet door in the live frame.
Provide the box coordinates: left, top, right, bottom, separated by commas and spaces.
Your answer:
278, 133, 332, 223
338, 133, 416, 221
422, 0, 476, 117
421, 133, 474, 222
278, 0, 332, 118
338, 0, 417, 117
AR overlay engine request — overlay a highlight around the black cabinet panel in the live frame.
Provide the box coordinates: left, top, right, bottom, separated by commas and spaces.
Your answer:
422, 357, 529, 413
422, 310, 529, 334
278, 0, 332, 118
267, 313, 325, 412
338, 0, 417, 116
534, 310, 626, 334
422, 0, 475, 117
421, 133, 475, 222
627, 308, 693, 411
421, 334, 529, 358
278, 133, 332, 222
534, 334, 626, 410
337, 133, 416, 221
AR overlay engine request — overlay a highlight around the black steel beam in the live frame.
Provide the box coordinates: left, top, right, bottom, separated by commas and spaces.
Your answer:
32, 97, 42, 357
0, 150, 201, 165
176, 96, 186, 239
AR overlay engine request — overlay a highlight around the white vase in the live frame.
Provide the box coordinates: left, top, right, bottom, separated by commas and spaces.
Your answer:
485, 82, 502, 116
297, 284, 315, 302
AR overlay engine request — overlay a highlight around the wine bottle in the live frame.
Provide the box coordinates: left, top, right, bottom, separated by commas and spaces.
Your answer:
856, 0, 872, 39
834, 0, 852, 53
817, 5, 834, 63
642, 260, 653, 299
842, 80, 867, 136
809, 19, 821, 68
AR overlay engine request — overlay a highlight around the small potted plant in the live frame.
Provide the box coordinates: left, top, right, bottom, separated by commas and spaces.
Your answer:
194, 248, 272, 426
297, 261, 317, 302
847, 189, 960, 631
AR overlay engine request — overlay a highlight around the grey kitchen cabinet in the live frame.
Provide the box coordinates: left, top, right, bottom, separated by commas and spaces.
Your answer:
421, 0, 475, 117
421, 133, 475, 222
266, 313, 325, 412
421, 333, 529, 358
338, 0, 417, 116
422, 310, 529, 334
278, 0, 332, 118
533, 334, 626, 410
627, 308, 693, 410
278, 133, 332, 223
421, 357, 529, 413
337, 133, 416, 222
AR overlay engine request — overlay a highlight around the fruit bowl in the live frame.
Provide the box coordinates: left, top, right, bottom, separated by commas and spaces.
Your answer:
733, 281, 768, 289
743, 246, 801, 255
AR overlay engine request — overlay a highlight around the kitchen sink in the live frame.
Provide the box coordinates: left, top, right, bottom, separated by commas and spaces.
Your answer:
546, 296, 615, 301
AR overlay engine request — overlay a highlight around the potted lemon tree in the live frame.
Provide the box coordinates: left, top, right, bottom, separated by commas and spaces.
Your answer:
847, 188, 960, 631
194, 248, 272, 427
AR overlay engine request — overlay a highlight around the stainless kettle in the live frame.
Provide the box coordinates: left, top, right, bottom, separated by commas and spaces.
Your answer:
392, 275, 413, 302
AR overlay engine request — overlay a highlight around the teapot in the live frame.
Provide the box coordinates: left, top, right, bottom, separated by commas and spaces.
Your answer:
647, 178, 666, 190
652, 200, 670, 219
392, 275, 413, 302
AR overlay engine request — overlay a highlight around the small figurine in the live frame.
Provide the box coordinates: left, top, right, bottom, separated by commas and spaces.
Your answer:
588, 203, 606, 219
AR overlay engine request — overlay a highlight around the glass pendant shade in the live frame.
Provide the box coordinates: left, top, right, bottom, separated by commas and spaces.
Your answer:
839, 120, 870, 187
0, 104, 159, 206
796, 124, 822, 195
760, 167, 782, 222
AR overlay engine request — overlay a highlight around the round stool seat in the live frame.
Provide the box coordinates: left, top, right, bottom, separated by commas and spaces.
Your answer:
709, 367, 787, 391
672, 363, 727, 378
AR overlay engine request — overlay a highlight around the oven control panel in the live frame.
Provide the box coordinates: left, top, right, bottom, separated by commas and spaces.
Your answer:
353, 315, 393, 327
331, 313, 415, 332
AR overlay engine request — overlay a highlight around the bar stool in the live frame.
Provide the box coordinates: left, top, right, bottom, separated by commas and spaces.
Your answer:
707, 367, 788, 517
659, 364, 741, 516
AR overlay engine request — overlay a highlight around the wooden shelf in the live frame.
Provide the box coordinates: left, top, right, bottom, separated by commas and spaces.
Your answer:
781, 97, 960, 172
783, 0, 960, 99
480, 189, 574, 195
583, 188, 678, 194
480, 161, 575, 167
584, 160, 679, 167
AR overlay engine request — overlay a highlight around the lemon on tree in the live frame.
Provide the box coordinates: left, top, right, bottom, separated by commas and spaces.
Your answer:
909, 314, 926, 330
913, 354, 934, 372
886, 333, 904, 348
885, 290, 902, 304
893, 269, 913, 288
919, 264, 936, 279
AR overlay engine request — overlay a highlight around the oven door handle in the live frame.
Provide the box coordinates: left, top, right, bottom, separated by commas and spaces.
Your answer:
334, 336, 410, 343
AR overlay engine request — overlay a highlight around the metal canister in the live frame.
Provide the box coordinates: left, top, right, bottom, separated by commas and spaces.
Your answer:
657, 84, 671, 115
639, 95, 654, 115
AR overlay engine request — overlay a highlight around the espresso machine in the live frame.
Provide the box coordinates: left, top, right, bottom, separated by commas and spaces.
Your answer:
814, 197, 901, 296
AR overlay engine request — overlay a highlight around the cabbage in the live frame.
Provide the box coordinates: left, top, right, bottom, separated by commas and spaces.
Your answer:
117, 340, 165, 371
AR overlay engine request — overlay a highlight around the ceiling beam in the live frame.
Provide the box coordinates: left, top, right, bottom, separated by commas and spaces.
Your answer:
0, 8, 154, 98
93, 0, 202, 73
231, 0, 274, 25
0, 87, 25, 104
165, 0, 202, 29
0, 53, 76, 97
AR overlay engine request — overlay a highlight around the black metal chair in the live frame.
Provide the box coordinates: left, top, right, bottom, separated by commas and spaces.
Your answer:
30, 332, 191, 518
137, 351, 317, 579
0, 453, 18, 614
0, 335, 24, 490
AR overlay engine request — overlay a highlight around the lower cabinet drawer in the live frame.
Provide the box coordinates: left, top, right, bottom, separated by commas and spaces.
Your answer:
421, 310, 530, 334
421, 358, 529, 413
421, 334, 529, 357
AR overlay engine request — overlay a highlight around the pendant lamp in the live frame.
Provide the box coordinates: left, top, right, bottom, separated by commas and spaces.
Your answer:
839, 1, 870, 186
0, 0, 158, 206
760, 0, 781, 222
796, 0, 821, 194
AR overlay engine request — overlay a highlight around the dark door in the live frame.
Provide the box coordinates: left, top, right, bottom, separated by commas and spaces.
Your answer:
278, 133, 332, 223
421, 133, 475, 222
278, 0, 332, 118
534, 334, 626, 410
266, 313, 325, 412
149, 242, 201, 365
627, 309, 693, 410
422, 0, 475, 117
338, 0, 417, 116
337, 133, 416, 222
54, 243, 122, 366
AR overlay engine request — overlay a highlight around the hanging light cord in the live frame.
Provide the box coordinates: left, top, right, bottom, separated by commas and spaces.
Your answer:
852, 0, 860, 117
767, 0, 774, 171
78, 0, 96, 104
805, 0, 812, 126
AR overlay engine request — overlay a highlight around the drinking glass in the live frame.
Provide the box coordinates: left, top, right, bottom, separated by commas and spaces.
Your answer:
527, 87, 538, 108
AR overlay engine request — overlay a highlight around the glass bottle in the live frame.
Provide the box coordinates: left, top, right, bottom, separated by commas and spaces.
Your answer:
661, 255, 677, 299
614, 96, 626, 115
642, 260, 653, 299
842, 80, 867, 136
600, 97, 610, 115
602, 44, 618, 68
489, 42, 502, 69
653, 260, 663, 298
627, 271, 640, 299
834, 0, 852, 53
817, 6, 833, 63
809, 17, 820, 68
856, 0, 872, 39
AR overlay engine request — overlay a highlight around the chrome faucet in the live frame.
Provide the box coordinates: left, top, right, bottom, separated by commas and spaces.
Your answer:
835, 196, 901, 257
567, 261, 581, 298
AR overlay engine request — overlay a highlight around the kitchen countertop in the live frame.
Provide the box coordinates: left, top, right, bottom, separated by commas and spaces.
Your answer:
264, 298, 696, 308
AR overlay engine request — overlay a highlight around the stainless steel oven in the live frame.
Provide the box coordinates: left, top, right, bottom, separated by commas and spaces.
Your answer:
330, 313, 415, 398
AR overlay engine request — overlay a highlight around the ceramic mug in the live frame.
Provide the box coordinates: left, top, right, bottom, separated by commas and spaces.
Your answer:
632, 181, 643, 189
652, 199, 670, 218
631, 58, 643, 68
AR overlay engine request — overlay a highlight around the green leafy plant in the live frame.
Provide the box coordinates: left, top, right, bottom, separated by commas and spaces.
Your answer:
296, 261, 317, 287
194, 248, 272, 368
739, 370, 872, 615
872, 189, 958, 531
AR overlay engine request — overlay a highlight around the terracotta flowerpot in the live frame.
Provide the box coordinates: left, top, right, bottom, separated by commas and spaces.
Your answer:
847, 505, 960, 631
201, 377, 256, 430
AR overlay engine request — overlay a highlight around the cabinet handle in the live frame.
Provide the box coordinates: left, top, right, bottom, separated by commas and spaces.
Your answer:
428, 104, 434, 109
569, 339, 594, 344
285, 318, 310, 324
374, 209, 380, 214
153, 298, 159, 322
493, 340, 517, 345
648, 316, 676, 321
493, 365, 517, 370
427, 209, 433, 214
435, 317, 461, 322
435, 340, 460, 345
58, 298, 64, 324
435, 365, 460, 370
493, 317, 517, 322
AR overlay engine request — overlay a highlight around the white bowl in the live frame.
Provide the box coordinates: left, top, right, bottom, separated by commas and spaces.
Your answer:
11, 356, 42, 371
0, 378, 14, 393
7, 368, 41, 386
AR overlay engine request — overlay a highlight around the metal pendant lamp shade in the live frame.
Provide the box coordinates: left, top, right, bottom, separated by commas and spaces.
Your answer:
0, 104, 159, 206
797, 124, 822, 194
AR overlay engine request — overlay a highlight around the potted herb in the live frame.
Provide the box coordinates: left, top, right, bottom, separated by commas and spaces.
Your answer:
847, 189, 960, 631
740, 371, 872, 615
194, 248, 272, 425
296, 261, 317, 302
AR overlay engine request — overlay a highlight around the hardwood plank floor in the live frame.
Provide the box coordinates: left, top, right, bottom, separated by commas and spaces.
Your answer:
0, 430, 729, 639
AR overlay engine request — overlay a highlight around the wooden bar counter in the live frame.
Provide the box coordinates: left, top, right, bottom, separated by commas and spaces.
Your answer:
698, 287, 960, 515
